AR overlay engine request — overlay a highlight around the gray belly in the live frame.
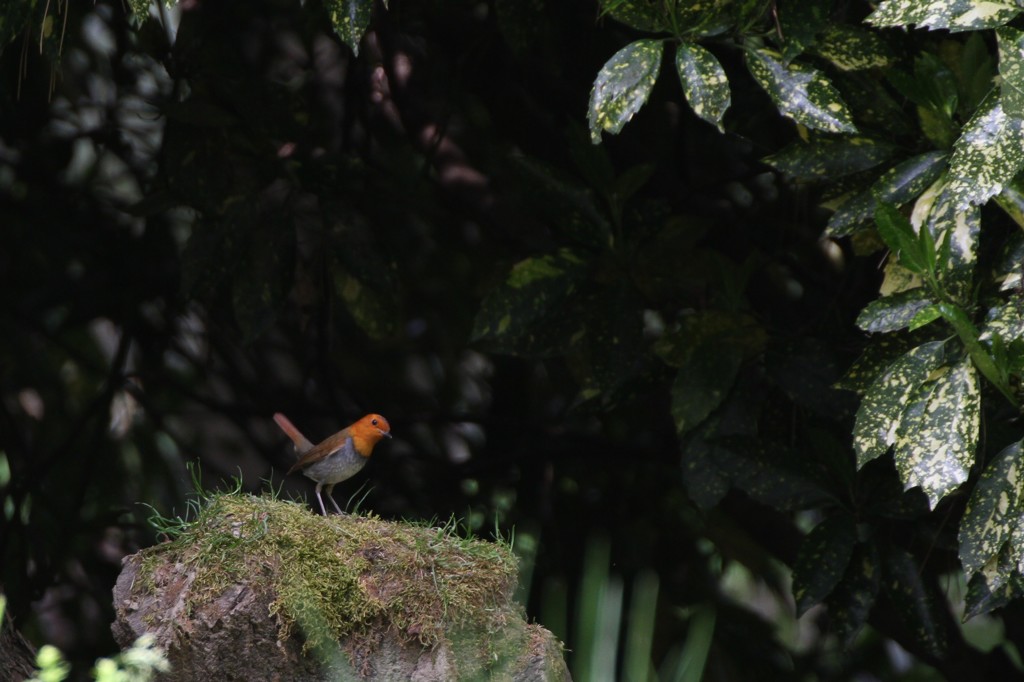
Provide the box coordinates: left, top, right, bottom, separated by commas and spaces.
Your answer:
303, 448, 367, 485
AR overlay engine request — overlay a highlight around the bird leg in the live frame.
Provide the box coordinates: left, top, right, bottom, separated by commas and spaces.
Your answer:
313, 483, 328, 516
323, 484, 344, 515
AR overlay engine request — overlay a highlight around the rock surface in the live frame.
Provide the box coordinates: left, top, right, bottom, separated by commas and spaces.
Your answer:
111, 494, 570, 681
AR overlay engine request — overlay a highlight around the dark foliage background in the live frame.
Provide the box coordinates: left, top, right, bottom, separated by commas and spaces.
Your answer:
3, 1, 1024, 680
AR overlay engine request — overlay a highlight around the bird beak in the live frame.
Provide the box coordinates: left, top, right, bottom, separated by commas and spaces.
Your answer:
381, 431, 392, 439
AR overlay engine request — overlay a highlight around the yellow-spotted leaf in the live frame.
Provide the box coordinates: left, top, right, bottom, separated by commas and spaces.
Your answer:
670, 341, 744, 436
675, 43, 731, 132
964, 544, 1024, 619
814, 25, 895, 71
826, 151, 947, 236
998, 27, 1024, 117
893, 359, 980, 509
603, 0, 668, 32
867, 0, 1022, 33
589, 39, 664, 144
980, 298, 1024, 344
853, 341, 945, 468
792, 513, 858, 616
745, 48, 857, 134
856, 288, 935, 333
959, 439, 1024, 577
326, 0, 373, 56
764, 136, 896, 181
880, 545, 950, 658
959, 439, 1024, 593
918, 180, 981, 302
947, 93, 1024, 210
471, 248, 590, 355
836, 336, 918, 394
826, 542, 881, 646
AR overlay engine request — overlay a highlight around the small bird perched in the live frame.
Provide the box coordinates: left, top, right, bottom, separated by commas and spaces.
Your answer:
273, 412, 392, 515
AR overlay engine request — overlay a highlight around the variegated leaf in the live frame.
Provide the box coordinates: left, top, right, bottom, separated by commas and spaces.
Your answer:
745, 48, 857, 134
980, 298, 1024, 343
964, 544, 1024, 619
589, 39, 664, 143
814, 25, 895, 71
826, 542, 881, 646
947, 93, 1024, 210
879, 261, 924, 296
792, 513, 858, 616
670, 341, 744, 436
911, 176, 980, 302
959, 439, 1024, 580
874, 201, 927, 275
764, 137, 896, 181
856, 288, 934, 333
880, 545, 950, 658
867, 0, 1022, 33
826, 151, 948, 236
779, 0, 830, 60
603, 0, 668, 32
675, 43, 731, 132
853, 341, 945, 468
836, 335, 917, 394
998, 27, 1024, 117
996, 181, 1024, 231
893, 359, 980, 509
471, 248, 589, 354
326, 0, 373, 56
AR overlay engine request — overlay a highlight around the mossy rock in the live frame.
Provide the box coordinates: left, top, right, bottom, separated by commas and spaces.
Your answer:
112, 494, 569, 681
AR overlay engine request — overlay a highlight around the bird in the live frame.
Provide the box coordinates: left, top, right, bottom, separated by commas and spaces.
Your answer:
273, 412, 391, 515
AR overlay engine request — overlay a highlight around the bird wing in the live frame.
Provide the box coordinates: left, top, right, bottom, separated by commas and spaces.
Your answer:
287, 433, 354, 474
273, 413, 315, 452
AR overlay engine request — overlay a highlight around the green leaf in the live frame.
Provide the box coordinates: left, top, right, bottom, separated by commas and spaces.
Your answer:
471, 248, 590, 354
826, 542, 881, 646
853, 341, 946, 468
813, 25, 895, 72
570, 288, 645, 395
913, 177, 981, 302
893, 359, 979, 509
874, 202, 927, 275
867, 0, 1022, 33
964, 545, 1024, 619
856, 289, 935, 333
880, 545, 949, 659
654, 311, 765, 368
325, 0, 373, 56
836, 335, 920, 394
908, 304, 943, 331
947, 93, 1024, 210
792, 513, 858, 616
998, 27, 1024, 117
589, 39, 665, 143
602, 0, 668, 32
675, 43, 731, 132
508, 153, 613, 250
330, 215, 401, 340
826, 151, 947, 236
763, 137, 897, 182
778, 0, 831, 61
981, 298, 1024, 345
670, 342, 744, 436
745, 48, 857, 134
959, 439, 1024, 580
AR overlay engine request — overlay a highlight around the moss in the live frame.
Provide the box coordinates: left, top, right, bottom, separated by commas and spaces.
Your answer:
135, 493, 520, 663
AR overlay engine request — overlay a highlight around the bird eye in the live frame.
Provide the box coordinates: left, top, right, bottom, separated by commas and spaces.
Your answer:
371, 419, 379, 426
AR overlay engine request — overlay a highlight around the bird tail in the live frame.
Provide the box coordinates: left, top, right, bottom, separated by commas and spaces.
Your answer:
273, 413, 315, 453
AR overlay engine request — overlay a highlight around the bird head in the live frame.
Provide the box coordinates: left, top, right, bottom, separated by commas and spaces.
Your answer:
350, 413, 392, 456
